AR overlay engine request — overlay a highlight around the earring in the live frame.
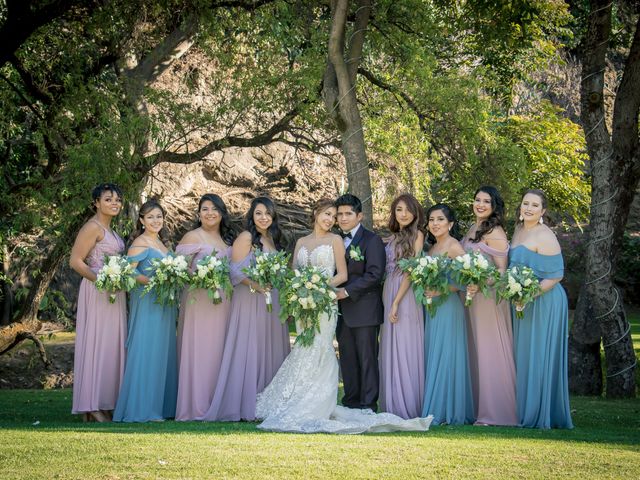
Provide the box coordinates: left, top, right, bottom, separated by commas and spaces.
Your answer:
519, 215, 524, 221
539, 217, 544, 224
142, 225, 145, 230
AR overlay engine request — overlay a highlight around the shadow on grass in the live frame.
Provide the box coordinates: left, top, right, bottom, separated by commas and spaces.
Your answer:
1, 389, 638, 450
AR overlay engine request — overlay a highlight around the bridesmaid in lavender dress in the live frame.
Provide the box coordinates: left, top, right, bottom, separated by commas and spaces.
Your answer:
175, 194, 236, 421
203, 196, 289, 421
379, 194, 426, 419
461, 186, 517, 426
70, 183, 127, 422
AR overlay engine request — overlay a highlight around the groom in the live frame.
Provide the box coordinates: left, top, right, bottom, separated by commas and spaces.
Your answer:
335, 194, 386, 411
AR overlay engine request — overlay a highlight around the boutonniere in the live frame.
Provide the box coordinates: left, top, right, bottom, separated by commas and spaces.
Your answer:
349, 246, 364, 262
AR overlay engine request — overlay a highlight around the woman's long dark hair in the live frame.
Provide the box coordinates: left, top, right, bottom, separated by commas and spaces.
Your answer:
471, 186, 505, 243
129, 199, 171, 246
388, 194, 425, 261
245, 196, 285, 251
196, 193, 236, 246
426, 203, 461, 245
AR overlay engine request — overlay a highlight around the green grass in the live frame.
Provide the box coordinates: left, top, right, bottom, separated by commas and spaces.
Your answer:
0, 390, 638, 479
0, 312, 638, 479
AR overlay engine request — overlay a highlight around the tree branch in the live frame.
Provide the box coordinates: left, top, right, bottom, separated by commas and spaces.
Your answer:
346, 0, 372, 85
151, 106, 301, 165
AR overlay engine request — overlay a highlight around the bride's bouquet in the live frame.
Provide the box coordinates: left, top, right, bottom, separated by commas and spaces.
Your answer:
95, 255, 137, 303
449, 251, 499, 306
398, 253, 451, 315
495, 265, 541, 318
143, 254, 191, 306
242, 249, 291, 312
279, 266, 337, 347
189, 252, 233, 304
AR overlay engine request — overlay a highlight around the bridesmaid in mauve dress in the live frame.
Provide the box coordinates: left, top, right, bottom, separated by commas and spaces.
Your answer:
70, 183, 127, 422
461, 186, 517, 426
204, 196, 289, 421
113, 200, 178, 422
379, 194, 425, 419
509, 189, 573, 429
175, 194, 235, 421
421, 204, 475, 426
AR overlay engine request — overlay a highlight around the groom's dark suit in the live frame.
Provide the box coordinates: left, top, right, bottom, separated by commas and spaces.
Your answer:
337, 225, 386, 411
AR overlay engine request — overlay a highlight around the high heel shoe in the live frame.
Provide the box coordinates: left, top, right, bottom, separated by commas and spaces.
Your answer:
89, 410, 110, 423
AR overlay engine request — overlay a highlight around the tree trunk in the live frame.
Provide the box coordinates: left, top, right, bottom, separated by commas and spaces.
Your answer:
322, 0, 374, 227
1, 245, 12, 326
570, 0, 638, 398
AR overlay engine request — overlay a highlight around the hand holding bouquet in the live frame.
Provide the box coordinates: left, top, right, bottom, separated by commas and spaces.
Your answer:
495, 265, 541, 318
279, 266, 337, 347
190, 252, 233, 304
143, 254, 191, 306
398, 254, 451, 315
242, 249, 291, 312
95, 255, 137, 303
449, 251, 499, 306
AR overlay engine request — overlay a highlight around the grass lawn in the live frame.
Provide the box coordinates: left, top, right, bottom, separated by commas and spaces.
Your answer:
0, 313, 638, 479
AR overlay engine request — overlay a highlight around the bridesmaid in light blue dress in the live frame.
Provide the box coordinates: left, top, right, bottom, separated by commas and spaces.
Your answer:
113, 200, 178, 422
509, 189, 573, 429
421, 204, 474, 425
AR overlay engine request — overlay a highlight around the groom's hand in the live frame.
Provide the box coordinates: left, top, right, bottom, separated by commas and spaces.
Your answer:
335, 288, 348, 300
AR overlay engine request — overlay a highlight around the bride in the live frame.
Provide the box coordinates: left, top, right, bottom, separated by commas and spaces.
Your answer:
256, 198, 433, 433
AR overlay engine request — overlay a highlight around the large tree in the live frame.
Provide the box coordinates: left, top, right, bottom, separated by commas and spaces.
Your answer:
569, 0, 638, 397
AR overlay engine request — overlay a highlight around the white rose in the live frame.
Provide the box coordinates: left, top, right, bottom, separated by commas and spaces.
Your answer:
328, 290, 337, 300
290, 294, 298, 302
197, 268, 207, 279
523, 278, 532, 286
476, 255, 489, 269
463, 260, 472, 270
305, 282, 314, 289
419, 257, 428, 267
311, 274, 320, 283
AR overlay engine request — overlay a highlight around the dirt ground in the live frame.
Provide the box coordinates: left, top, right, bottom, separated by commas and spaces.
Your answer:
0, 324, 74, 390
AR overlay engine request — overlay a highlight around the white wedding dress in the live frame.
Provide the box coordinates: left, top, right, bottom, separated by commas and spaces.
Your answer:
256, 244, 433, 434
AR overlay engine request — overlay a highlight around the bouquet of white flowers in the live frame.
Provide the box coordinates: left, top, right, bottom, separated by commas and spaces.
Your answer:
449, 251, 499, 306
189, 252, 233, 304
495, 265, 541, 318
242, 249, 291, 312
279, 266, 337, 347
95, 255, 137, 303
143, 254, 191, 306
398, 253, 451, 315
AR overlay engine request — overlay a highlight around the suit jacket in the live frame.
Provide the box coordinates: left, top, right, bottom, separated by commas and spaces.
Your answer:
338, 226, 386, 328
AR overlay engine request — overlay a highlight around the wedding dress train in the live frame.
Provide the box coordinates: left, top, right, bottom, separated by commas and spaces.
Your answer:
256, 244, 433, 433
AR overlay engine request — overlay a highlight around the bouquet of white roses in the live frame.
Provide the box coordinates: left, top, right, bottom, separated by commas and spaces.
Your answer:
495, 265, 541, 318
279, 265, 337, 347
95, 255, 137, 303
242, 249, 291, 312
398, 253, 451, 315
143, 254, 191, 306
449, 251, 499, 306
189, 252, 233, 304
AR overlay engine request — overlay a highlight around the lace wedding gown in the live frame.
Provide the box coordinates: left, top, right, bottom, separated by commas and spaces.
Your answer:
256, 244, 433, 433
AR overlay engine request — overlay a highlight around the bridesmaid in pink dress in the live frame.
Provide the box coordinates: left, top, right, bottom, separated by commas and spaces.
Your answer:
379, 194, 426, 419
203, 196, 290, 421
461, 186, 517, 426
175, 194, 236, 421
70, 183, 127, 422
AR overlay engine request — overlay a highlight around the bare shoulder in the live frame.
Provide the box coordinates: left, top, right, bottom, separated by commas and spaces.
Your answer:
484, 227, 509, 251
77, 220, 102, 240
234, 231, 252, 245
179, 229, 201, 245
536, 226, 562, 255
448, 239, 466, 258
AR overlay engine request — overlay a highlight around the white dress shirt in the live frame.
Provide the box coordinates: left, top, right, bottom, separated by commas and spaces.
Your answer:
343, 223, 361, 249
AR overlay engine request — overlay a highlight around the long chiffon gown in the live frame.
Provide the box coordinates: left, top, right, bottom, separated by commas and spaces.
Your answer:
509, 245, 573, 429
461, 238, 517, 426
113, 248, 178, 422
72, 223, 127, 414
422, 280, 475, 425
379, 241, 424, 419
203, 251, 289, 421
175, 244, 231, 421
